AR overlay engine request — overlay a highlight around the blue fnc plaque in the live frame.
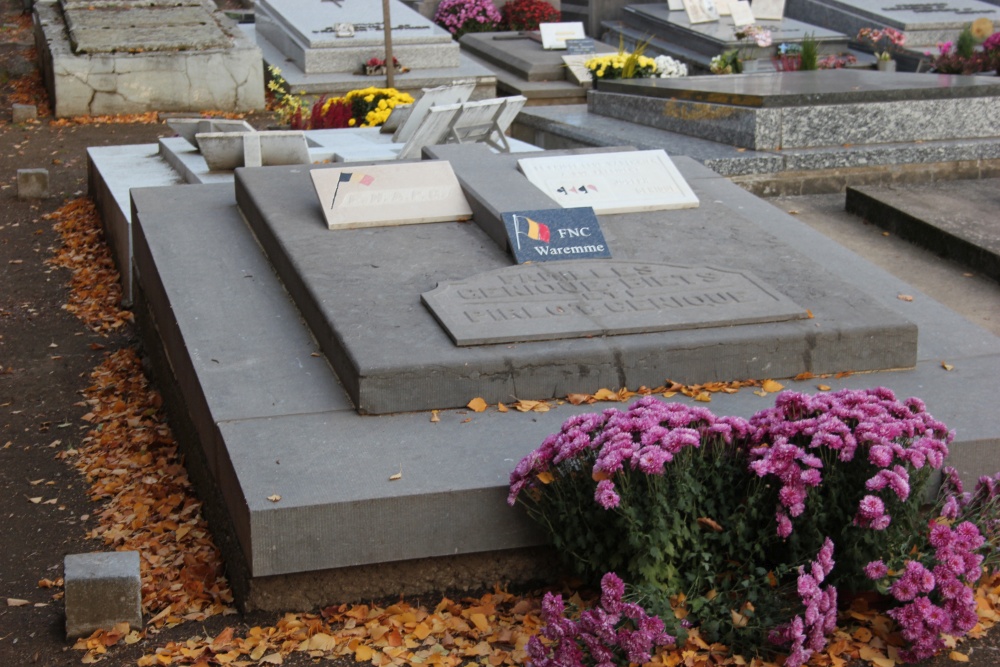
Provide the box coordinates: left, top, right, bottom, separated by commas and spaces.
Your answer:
501, 207, 611, 264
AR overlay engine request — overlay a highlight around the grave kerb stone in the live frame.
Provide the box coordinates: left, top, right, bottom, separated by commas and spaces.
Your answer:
64, 551, 142, 639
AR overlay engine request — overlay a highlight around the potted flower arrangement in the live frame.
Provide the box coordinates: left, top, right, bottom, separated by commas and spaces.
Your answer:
856, 26, 907, 71
584, 41, 657, 81
433, 0, 501, 40
290, 87, 415, 130
500, 0, 560, 31
711, 25, 773, 74
927, 19, 996, 74
362, 56, 405, 76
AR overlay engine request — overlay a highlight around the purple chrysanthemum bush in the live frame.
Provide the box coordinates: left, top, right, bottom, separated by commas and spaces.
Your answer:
433, 0, 502, 40
509, 388, 1000, 665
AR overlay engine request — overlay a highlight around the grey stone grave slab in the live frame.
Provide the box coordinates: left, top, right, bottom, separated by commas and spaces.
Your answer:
422, 260, 809, 346
34, 0, 264, 117
785, 0, 999, 47
255, 0, 458, 74
846, 179, 1000, 283
605, 3, 848, 67
234, 143, 916, 415
63, 2, 231, 53
123, 145, 1000, 605
588, 70, 1000, 150
460, 31, 617, 82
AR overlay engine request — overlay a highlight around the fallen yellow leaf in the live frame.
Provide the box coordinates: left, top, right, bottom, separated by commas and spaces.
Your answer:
267, 494, 281, 502
467, 397, 488, 412
537, 472, 554, 484
761, 379, 784, 393
949, 651, 969, 662
430, 410, 440, 422
942, 362, 955, 371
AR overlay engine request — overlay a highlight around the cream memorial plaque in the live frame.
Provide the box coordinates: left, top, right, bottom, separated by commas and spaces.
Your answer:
517, 150, 700, 215
310, 161, 473, 230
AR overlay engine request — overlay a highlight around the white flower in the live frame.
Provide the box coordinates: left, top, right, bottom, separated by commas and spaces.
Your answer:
654, 54, 688, 78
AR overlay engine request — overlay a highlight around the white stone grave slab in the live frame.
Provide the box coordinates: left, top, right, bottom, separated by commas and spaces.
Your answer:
310, 161, 473, 230
539, 22, 587, 49
517, 150, 700, 215
167, 118, 256, 147
684, 0, 720, 23
396, 103, 463, 159
752, 0, 787, 20
730, 1, 756, 26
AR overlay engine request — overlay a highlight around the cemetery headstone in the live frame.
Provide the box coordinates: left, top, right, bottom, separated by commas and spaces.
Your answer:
517, 150, 700, 214
309, 161, 473, 229
502, 207, 611, 263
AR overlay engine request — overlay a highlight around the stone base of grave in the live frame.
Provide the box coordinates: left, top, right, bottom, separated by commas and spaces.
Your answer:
99, 141, 1000, 609
33, 0, 264, 118
587, 71, 1000, 151
785, 0, 1000, 49
600, 4, 852, 73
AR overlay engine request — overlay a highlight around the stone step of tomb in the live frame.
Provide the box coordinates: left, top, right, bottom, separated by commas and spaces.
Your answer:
846, 179, 1000, 283
785, 0, 1000, 48
459, 32, 618, 83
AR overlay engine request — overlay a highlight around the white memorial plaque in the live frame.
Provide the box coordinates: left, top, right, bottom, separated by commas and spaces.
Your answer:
310, 161, 473, 230
683, 0, 720, 23
539, 22, 586, 49
668, 0, 685, 9
730, 1, 756, 26
718, 0, 732, 16
518, 150, 700, 215
750, 0, 786, 21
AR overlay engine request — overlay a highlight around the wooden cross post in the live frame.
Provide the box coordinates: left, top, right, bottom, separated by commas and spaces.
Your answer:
382, 0, 395, 88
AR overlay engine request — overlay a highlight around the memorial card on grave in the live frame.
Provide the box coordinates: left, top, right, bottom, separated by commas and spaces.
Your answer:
566, 38, 597, 55
684, 0, 720, 24
750, 0, 785, 21
539, 22, 587, 50
502, 208, 611, 264
517, 150, 699, 215
730, 1, 756, 27
718, 0, 732, 17
309, 162, 473, 230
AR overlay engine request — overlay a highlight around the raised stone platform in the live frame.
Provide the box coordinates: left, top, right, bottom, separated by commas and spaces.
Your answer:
120, 145, 1000, 609
845, 179, 1000, 283
602, 4, 851, 72
235, 145, 915, 415
588, 70, 1000, 150
34, 0, 264, 117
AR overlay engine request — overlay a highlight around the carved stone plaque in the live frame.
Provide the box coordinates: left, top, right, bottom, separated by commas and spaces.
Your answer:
421, 260, 809, 346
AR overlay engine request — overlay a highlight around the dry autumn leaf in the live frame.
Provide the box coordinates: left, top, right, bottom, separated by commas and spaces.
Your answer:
761, 379, 784, 393
942, 362, 955, 371
7, 598, 30, 607
696, 517, 723, 532
898, 294, 914, 302
949, 651, 969, 662
467, 397, 488, 412
267, 494, 282, 502
430, 410, 440, 423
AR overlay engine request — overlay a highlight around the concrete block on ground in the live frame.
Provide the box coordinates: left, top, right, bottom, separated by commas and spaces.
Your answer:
64, 551, 142, 639
17, 168, 49, 199
12, 103, 37, 123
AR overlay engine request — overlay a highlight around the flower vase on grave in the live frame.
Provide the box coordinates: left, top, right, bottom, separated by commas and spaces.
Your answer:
877, 58, 897, 73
